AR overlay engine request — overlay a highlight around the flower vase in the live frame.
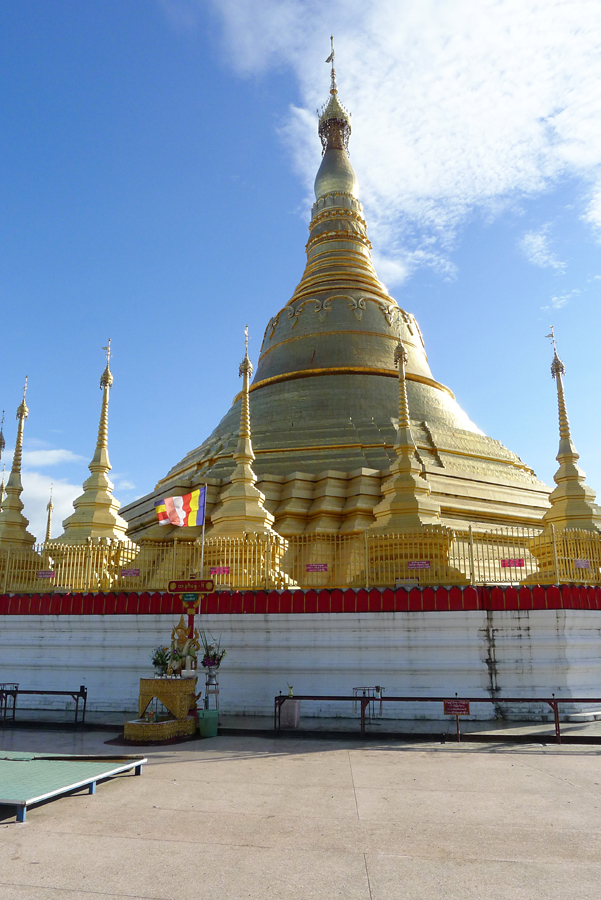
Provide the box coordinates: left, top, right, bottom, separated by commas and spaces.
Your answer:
206, 666, 218, 685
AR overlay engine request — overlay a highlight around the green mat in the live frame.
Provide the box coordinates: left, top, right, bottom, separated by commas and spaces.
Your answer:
0, 752, 147, 822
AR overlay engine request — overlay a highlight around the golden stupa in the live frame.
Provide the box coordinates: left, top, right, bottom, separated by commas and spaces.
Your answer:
123, 49, 551, 541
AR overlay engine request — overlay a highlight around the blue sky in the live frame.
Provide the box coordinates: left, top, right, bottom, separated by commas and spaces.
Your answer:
1, 0, 600, 540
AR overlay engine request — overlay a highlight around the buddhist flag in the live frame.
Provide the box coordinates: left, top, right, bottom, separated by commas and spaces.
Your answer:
154, 486, 206, 527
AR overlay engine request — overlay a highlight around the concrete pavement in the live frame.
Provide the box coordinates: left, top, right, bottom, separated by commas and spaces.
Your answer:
1, 727, 601, 899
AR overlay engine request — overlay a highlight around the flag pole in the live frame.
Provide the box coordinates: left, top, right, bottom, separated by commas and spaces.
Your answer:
200, 483, 207, 577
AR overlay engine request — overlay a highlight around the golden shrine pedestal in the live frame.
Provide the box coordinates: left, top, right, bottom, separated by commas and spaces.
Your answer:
124, 677, 199, 742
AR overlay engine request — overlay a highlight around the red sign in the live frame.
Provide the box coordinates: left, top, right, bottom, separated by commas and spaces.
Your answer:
168, 579, 214, 593
121, 568, 140, 577
210, 566, 231, 575
444, 699, 470, 716
501, 559, 525, 568
407, 560, 431, 569
306, 563, 328, 572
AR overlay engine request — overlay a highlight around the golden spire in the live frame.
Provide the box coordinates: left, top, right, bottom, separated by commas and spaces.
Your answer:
0, 465, 6, 505
541, 327, 601, 531
0, 378, 36, 547
53, 341, 132, 544
0, 410, 5, 461
208, 327, 275, 535
369, 333, 441, 531
45, 484, 54, 544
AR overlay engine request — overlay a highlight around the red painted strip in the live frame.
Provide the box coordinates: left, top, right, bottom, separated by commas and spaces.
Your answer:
2, 586, 601, 615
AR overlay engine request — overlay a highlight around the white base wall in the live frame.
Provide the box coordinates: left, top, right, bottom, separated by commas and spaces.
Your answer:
2, 611, 601, 720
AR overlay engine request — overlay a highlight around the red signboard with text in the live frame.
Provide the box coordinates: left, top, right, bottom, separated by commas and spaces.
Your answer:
444, 699, 470, 716
168, 579, 214, 594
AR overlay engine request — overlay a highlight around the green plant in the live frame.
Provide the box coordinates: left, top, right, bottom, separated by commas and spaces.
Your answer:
151, 646, 170, 669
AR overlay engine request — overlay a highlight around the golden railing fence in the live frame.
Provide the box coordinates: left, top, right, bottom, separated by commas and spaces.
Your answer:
1, 525, 600, 594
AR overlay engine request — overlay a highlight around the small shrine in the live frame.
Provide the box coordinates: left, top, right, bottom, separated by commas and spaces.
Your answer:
124, 584, 225, 742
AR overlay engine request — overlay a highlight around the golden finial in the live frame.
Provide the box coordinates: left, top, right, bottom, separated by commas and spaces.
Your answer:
546, 325, 565, 379
0, 464, 5, 504
100, 339, 114, 389
318, 36, 351, 155
17, 376, 29, 421
0, 410, 5, 460
239, 325, 253, 379
325, 35, 337, 94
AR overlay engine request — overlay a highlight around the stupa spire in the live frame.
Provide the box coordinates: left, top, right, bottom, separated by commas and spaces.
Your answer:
45, 484, 54, 544
0, 466, 5, 505
0, 378, 36, 547
369, 334, 441, 531
53, 341, 132, 544
0, 410, 5, 461
541, 328, 601, 531
208, 327, 275, 535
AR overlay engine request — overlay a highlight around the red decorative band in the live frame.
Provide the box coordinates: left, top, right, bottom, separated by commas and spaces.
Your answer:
0, 584, 600, 615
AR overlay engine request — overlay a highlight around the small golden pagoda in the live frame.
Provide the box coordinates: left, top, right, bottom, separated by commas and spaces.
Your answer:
542, 330, 601, 532
0, 380, 37, 548
123, 44, 551, 542
53, 342, 133, 546
523, 331, 601, 584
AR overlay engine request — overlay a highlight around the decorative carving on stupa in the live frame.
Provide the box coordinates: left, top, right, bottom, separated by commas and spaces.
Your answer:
0, 379, 37, 547
541, 328, 601, 532
207, 328, 276, 536
53, 341, 133, 544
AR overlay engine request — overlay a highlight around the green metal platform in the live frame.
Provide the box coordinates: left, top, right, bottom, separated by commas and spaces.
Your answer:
0, 752, 147, 822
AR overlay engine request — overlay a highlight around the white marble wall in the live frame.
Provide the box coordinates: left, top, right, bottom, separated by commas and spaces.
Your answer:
2, 611, 601, 719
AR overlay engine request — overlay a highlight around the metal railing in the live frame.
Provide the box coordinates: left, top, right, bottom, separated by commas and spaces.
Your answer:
274, 693, 601, 742
1, 524, 600, 593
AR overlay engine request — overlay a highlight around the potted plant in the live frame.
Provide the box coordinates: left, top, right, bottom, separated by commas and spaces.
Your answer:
151, 645, 170, 677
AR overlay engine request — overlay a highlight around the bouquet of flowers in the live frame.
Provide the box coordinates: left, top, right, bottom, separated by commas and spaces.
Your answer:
151, 646, 170, 673
199, 630, 226, 668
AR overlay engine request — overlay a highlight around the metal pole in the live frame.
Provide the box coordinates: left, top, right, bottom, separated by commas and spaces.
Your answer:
552, 693, 561, 744
551, 524, 559, 584
364, 532, 370, 590
171, 535, 178, 581
2, 547, 10, 593
468, 525, 476, 585
200, 484, 207, 577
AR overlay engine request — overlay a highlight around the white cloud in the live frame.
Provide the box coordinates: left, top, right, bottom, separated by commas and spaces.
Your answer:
541, 288, 581, 312
520, 227, 565, 271
206, 0, 601, 283
19, 472, 82, 544
24, 449, 87, 467
2, 448, 87, 468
